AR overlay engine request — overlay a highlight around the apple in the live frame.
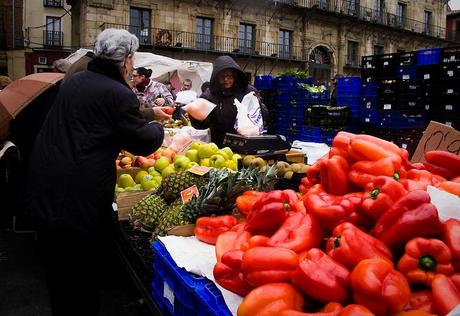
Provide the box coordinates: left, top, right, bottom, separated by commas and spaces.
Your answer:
198, 143, 218, 159
187, 161, 199, 169
134, 170, 149, 184
115, 185, 125, 193
174, 156, 192, 171
161, 165, 175, 177
243, 155, 255, 167
173, 154, 185, 162
232, 153, 242, 163
147, 167, 161, 177
140, 174, 160, 191
161, 148, 176, 163
120, 156, 133, 166
215, 149, 230, 161
122, 164, 132, 169
284, 171, 294, 180
209, 154, 226, 169
152, 176, 162, 184
118, 174, 136, 188
185, 149, 199, 163
154, 156, 170, 173
190, 142, 201, 150
251, 157, 267, 171
125, 184, 142, 192
221, 147, 234, 160
200, 158, 210, 167
225, 160, 237, 171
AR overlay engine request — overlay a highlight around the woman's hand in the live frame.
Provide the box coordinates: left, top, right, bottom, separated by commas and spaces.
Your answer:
154, 98, 165, 106
152, 107, 172, 121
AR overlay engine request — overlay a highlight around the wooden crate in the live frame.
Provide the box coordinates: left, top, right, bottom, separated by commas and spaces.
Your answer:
116, 167, 143, 180
116, 190, 152, 221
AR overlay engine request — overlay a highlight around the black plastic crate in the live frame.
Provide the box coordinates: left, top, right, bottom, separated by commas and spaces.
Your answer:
433, 95, 460, 114
305, 105, 350, 127
396, 96, 426, 112
417, 97, 436, 112
431, 115, 460, 130
378, 79, 398, 96
399, 52, 417, 67
398, 80, 418, 96
362, 96, 378, 109
377, 98, 397, 111
417, 65, 440, 82
417, 81, 439, 98
362, 55, 378, 71
440, 63, 460, 80
377, 53, 400, 78
441, 46, 460, 64
439, 79, 460, 97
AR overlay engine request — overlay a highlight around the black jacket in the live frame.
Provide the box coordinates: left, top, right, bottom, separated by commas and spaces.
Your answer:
191, 56, 267, 146
25, 58, 164, 234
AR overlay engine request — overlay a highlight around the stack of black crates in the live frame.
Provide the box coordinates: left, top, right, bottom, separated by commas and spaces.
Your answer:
359, 46, 460, 156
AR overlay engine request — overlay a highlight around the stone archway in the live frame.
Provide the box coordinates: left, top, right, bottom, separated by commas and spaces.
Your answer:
308, 45, 333, 85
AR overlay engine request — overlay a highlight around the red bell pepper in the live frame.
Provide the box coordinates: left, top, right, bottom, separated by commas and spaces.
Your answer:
393, 311, 436, 316
236, 191, 264, 217
332, 131, 355, 153
348, 138, 401, 162
326, 222, 393, 269
349, 156, 406, 189
267, 212, 322, 253
241, 246, 298, 287
215, 229, 251, 262
280, 303, 343, 316
320, 155, 351, 195
302, 185, 356, 230
402, 169, 446, 192
213, 249, 252, 296
307, 160, 323, 187
424, 150, 460, 180
437, 180, 460, 197
403, 290, 437, 315
442, 218, 460, 272
351, 258, 411, 315
362, 176, 408, 220
237, 283, 304, 316
194, 215, 238, 244
372, 190, 441, 249
240, 235, 270, 251
291, 248, 350, 303
451, 274, 460, 290
431, 274, 460, 316
246, 190, 296, 236
339, 304, 375, 316
397, 238, 454, 286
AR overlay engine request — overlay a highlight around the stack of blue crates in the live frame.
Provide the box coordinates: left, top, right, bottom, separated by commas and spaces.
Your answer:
151, 241, 232, 316
336, 77, 361, 119
361, 81, 378, 124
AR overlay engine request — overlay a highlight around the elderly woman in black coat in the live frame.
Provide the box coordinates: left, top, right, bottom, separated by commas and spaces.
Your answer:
24, 29, 164, 316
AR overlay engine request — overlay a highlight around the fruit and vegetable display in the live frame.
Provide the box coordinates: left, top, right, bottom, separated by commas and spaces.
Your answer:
185, 132, 460, 316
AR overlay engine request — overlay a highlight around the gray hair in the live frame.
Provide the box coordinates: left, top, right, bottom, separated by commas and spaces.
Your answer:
53, 59, 71, 73
93, 29, 139, 69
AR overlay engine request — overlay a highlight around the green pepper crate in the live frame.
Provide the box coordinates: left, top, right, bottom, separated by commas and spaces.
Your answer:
151, 241, 233, 316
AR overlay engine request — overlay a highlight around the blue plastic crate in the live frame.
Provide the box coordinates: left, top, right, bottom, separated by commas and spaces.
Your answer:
337, 97, 361, 108
254, 75, 273, 90
361, 108, 379, 124
417, 48, 441, 65
362, 96, 377, 109
397, 65, 417, 81
151, 242, 232, 316
361, 82, 377, 97
337, 77, 362, 97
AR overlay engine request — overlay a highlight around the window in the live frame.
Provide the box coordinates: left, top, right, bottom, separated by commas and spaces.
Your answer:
396, 3, 406, 27
374, 45, 384, 55
43, 0, 63, 7
239, 23, 255, 54
45, 16, 62, 46
346, 0, 359, 15
376, 0, 383, 17
424, 11, 432, 35
196, 17, 213, 50
279, 30, 292, 58
317, 0, 328, 10
347, 40, 359, 67
130, 8, 151, 45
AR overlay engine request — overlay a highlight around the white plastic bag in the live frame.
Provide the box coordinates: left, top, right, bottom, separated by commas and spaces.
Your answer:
182, 98, 217, 121
234, 92, 264, 136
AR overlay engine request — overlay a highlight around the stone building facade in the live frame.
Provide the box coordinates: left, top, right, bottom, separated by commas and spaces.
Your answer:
70, 0, 451, 82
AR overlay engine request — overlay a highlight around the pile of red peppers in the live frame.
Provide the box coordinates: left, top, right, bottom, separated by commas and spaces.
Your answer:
191, 131, 460, 316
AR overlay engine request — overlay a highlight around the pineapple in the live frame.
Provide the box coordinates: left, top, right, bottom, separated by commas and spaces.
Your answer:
160, 171, 207, 203
151, 197, 191, 240
129, 193, 168, 232
182, 165, 277, 222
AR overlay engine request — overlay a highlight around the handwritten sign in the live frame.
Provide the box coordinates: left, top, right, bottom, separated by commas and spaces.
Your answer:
180, 185, 199, 204
411, 121, 460, 163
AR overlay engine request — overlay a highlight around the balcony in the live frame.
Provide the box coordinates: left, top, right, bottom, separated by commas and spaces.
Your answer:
447, 30, 460, 43
103, 23, 307, 61
274, 0, 446, 39
43, 0, 63, 7
43, 30, 63, 47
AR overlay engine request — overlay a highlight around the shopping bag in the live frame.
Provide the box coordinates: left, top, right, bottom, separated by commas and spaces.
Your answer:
182, 98, 217, 121
234, 92, 264, 136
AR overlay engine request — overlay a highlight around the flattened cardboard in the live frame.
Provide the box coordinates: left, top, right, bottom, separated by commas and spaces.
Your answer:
411, 121, 460, 163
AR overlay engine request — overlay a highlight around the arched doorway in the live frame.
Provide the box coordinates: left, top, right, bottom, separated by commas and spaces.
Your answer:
308, 46, 332, 84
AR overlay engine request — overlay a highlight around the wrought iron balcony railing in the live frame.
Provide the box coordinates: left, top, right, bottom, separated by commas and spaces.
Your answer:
104, 23, 308, 61
274, 0, 446, 39
44, 30, 63, 47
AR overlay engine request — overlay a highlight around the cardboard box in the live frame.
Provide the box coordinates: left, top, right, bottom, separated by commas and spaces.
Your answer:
116, 190, 152, 221
411, 121, 460, 163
